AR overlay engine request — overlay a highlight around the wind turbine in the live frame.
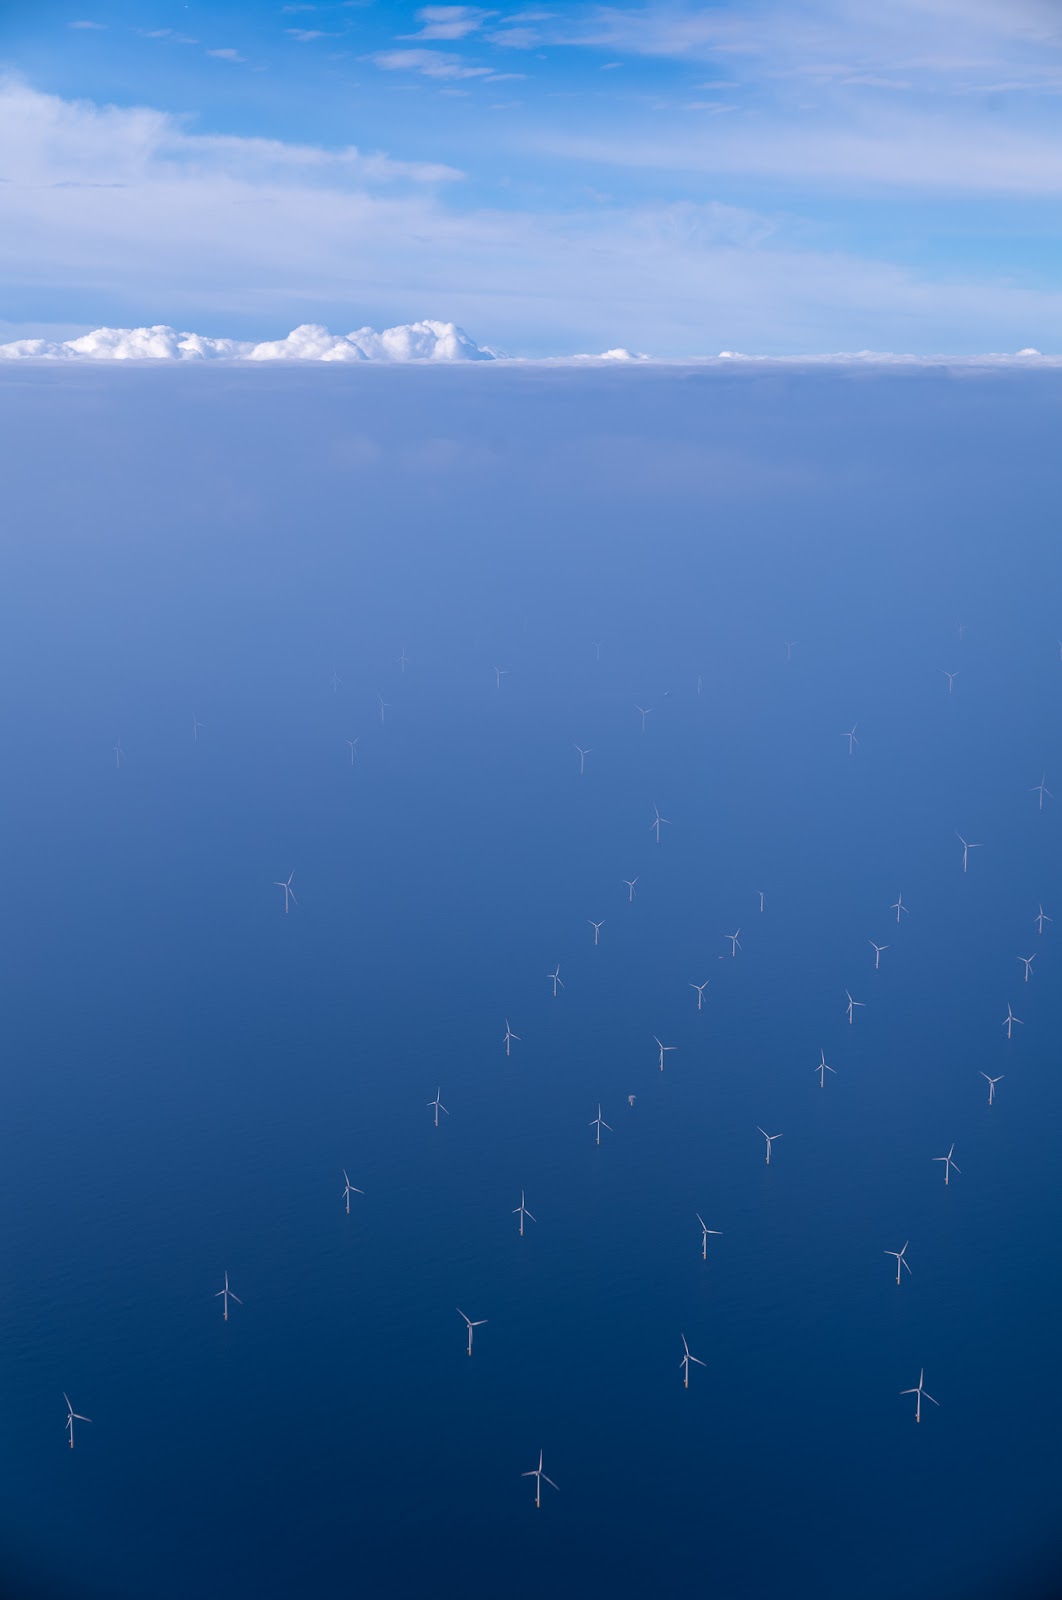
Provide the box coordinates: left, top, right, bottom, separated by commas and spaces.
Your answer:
635, 705, 653, 733
503, 1020, 520, 1057
274, 872, 297, 914
547, 965, 564, 998
726, 929, 741, 957
330, 664, 340, 694
870, 941, 889, 969
650, 804, 671, 843
943, 670, 958, 693
845, 990, 865, 1024
933, 1143, 960, 1185
493, 665, 508, 689
696, 1215, 722, 1260
654, 1037, 676, 1071
757, 1127, 782, 1165
757, 890, 766, 912
1036, 903, 1053, 934
63, 1393, 91, 1449
1018, 954, 1035, 982
513, 1190, 535, 1237
427, 1088, 449, 1127
884, 1242, 911, 1285
956, 832, 982, 872
573, 745, 591, 775
623, 878, 638, 903
1030, 773, 1053, 810
1003, 1004, 1022, 1040
377, 693, 390, 726
398, 645, 409, 673
192, 714, 204, 742
900, 1368, 939, 1423
215, 1270, 242, 1321
980, 1072, 1004, 1105
457, 1308, 486, 1356
690, 980, 709, 1011
589, 920, 604, 945
679, 1333, 706, 1388
785, 641, 796, 663
522, 1449, 559, 1508
341, 1170, 364, 1213
589, 1104, 613, 1145
814, 1049, 835, 1087
843, 723, 859, 754
114, 737, 125, 769
345, 738, 359, 765
891, 893, 908, 923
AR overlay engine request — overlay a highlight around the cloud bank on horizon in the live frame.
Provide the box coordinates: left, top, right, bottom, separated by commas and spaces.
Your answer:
2, 2, 1061, 356
0, 320, 1051, 367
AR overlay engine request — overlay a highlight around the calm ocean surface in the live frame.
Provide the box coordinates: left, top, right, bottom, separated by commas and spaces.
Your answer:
2, 363, 1060, 1599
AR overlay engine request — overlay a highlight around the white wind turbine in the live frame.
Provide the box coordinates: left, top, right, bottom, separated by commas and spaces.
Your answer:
900, 1367, 939, 1423
456, 1308, 486, 1357
933, 1143, 960, 1185
427, 1088, 449, 1127
1030, 773, 1053, 810
845, 990, 865, 1025
814, 1049, 836, 1087
650, 803, 671, 843
341, 1170, 364, 1213
574, 744, 591, 775
884, 1241, 911, 1285
1002, 1004, 1022, 1040
589, 920, 604, 945
690, 981, 709, 1011
956, 832, 982, 873
547, 965, 564, 998
654, 1037, 676, 1071
589, 1104, 613, 1145
980, 1072, 1003, 1105
522, 1448, 559, 1508
503, 1020, 520, 1057
696, 1215, 722, 1261
274, 872, 297, 914
513, 1190, 535, 1237
870, 941, 889, 969
679, 1333, 706, 1388
215, 1270, 242, 1321
64, 1393, 91, 1449
757, 1127, 782, 1164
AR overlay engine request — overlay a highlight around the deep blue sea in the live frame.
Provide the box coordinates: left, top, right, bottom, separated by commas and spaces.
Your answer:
2, 363, 1061, 1600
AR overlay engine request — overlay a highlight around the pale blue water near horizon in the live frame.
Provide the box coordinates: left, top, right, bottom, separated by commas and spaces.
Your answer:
2, 363, 1061, 1600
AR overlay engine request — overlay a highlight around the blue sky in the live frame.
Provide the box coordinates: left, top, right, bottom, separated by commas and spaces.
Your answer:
4, 0, 1062, 353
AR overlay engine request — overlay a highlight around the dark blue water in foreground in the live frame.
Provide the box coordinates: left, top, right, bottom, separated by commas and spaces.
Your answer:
2, 364, 1061, 1600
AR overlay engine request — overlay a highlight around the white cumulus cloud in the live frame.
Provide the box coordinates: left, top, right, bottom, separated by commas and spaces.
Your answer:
0, 320, 498, 362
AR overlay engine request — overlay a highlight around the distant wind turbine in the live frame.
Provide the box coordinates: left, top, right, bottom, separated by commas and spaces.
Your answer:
341, 1170, 364, 1213
884, 1242, 911, 1285
900, 1367, 939, 1423
589, 1103, 613, 1145
679, 1333, 706, 1389
980, 1072, 1003, 1105
456, 1307, 486, 1357
427, 1088, 449, 1127
215, 1270, 242, 1322
513, 1190, 535, 1237
274, 872, 297, 914
932, 1143, 960, 1185
64, 1393, 91, 1449
696, 1215, 722, 1261
522, 1449, 558, 1508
